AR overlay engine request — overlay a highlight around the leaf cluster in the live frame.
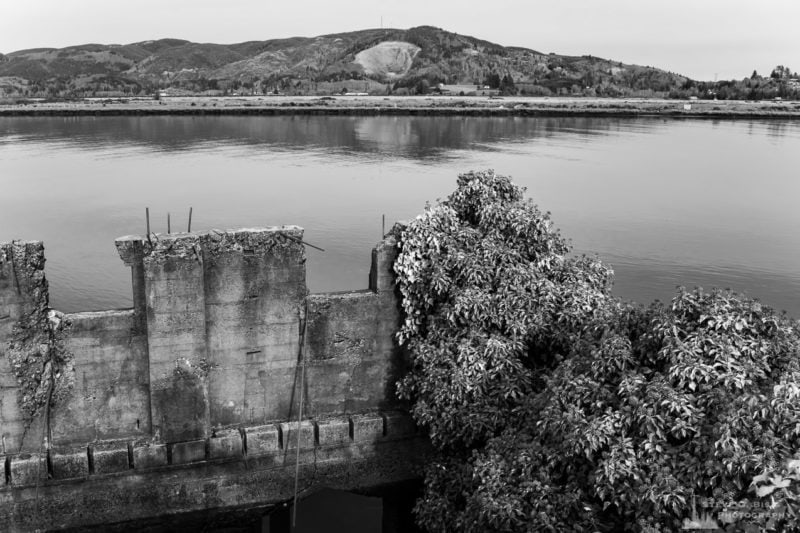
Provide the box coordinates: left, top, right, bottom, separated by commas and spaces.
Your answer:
394, 170, 800, 532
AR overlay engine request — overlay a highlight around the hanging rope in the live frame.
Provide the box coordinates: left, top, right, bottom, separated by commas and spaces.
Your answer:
292, 299, 309, 528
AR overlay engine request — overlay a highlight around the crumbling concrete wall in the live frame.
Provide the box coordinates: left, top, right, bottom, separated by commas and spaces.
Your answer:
2, 242, 150, 454
49, 310, 151, 446
200, 228, 306, 428
0, 225, 417, 531
0, 241, 67, 453
137, 232, 213, 442
304, 232, 405, 415
3, 226, 406, 449
116, 227, 310, 442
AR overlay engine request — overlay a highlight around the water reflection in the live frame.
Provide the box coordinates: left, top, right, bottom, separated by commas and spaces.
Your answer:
0, 115, 657, 161
0, 115, 799, 316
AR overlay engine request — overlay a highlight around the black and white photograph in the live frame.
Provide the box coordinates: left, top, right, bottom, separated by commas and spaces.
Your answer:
1, 1, 799, 531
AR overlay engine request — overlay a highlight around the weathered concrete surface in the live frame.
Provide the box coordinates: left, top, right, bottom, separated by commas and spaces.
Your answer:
0, 241, 50, 453
305, 291, 404, 415
1, 226, 423, 531
140, 232, 212, 442
201, 228, 306, 427
0, 412, 428, 532
50, 310, 151, 445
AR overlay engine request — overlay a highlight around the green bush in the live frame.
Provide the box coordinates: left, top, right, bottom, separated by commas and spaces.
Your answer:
394, 170, 800, 532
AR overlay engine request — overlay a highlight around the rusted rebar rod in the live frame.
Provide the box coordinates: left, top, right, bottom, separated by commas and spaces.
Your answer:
279, 233, 325, 252
146, 208, 152, 246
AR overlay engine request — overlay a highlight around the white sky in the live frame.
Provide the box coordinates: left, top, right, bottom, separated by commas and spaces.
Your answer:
2, 1, 798, 81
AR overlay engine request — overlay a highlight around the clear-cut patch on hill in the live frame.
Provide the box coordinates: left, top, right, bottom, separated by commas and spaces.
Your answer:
354, 41, 420, 80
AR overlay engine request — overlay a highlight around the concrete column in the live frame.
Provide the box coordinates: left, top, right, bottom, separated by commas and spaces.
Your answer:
368, 231, 400, 293
141, 234, 210, 442
115, 236, 148, 334
202, 227, 306, 427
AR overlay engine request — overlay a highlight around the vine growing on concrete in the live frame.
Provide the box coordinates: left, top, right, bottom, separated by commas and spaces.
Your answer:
7, 309, 73, 435
2, 244, 73, 446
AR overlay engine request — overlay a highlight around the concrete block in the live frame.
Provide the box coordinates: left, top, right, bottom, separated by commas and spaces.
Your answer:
9, 454, 48, 486
368, 235, 399, 292
133, 444, 167, 470
383, 411, 417, 437
171, 439, 207, 465
243, 425, 280, 456
280, 420, 316, 450
92, 444, 130, 474
50, 450, 89, 480
316, 418, 351, 446
209, 430, 243, 460
351, 413, 385, 442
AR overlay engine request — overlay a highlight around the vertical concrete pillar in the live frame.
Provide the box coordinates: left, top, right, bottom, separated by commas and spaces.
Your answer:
202, 227, 306, 427
368, 223, 405, 294
368, 229, 406, 408
0, 241, 48, 453
141, 234, 210, 442
115, 236, 148, 335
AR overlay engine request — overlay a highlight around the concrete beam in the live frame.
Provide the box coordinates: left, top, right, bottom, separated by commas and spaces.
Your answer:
0, 412, 427, 532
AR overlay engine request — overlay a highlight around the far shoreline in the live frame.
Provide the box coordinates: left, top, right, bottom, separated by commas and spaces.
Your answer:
1, 95, 800, 119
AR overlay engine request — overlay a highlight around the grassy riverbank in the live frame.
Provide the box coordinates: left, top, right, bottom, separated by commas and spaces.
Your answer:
1, 95, 800, 118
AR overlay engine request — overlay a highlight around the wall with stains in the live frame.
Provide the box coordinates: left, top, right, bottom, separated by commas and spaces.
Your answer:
0, 225, 405, 454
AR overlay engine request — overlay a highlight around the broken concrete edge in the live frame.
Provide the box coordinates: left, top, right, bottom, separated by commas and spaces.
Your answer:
2, 226, 409, 453
1, 239, 77, 429
115, 225, 305, 264
0, 411, 420, 487
368, 222, 408, 293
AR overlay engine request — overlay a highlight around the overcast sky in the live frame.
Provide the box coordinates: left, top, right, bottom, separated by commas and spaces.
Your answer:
2, 1, 797, 81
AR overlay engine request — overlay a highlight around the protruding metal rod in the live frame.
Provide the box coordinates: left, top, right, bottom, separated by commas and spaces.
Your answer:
280, 233, 325, 252
146, 207, 152, 246
382, 214, 385, 238
187, 207, 193, 233
167, 213, 171, 234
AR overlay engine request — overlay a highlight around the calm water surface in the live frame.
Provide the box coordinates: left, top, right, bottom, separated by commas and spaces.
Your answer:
1, 115, 799, 316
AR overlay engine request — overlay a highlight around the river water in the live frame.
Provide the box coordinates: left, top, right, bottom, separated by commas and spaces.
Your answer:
1, 115, 799, 316
1, 115, 800, 531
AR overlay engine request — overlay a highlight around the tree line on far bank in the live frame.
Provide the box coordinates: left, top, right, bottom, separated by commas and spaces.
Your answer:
3, 65, 798, 101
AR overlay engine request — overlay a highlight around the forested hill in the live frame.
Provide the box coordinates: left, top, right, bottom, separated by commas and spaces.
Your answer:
0, 26, 796, 99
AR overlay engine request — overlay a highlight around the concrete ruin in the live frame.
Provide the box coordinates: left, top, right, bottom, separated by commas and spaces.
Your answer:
0, 226, 426, 532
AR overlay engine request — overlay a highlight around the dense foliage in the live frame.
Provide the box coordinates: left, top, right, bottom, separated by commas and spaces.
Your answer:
394, 170, 800, 532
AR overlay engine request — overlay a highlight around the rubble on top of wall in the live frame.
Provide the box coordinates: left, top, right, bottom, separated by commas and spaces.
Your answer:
115, 226, 306, 266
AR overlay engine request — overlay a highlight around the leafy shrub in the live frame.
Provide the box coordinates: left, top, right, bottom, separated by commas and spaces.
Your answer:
394, 170, 800, 532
